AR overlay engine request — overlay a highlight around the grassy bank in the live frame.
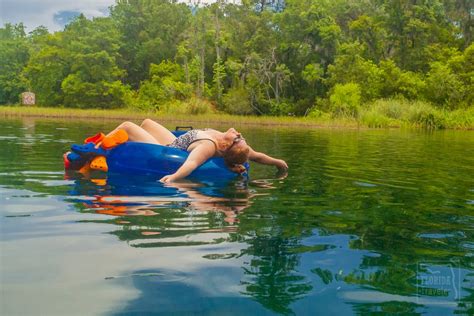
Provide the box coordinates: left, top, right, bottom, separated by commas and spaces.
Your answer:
0, 105, 362, 128
1, 100, 473, 129
358, 100, 474, 130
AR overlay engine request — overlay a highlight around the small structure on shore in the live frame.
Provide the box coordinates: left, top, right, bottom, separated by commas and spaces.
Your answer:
21, 92, 35, 105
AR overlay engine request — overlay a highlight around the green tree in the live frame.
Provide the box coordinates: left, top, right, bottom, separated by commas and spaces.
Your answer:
4, 0, 473, 112
383, 0, 457, 71
22, 32, 67, 106
379, 59, 425, 100
0, 23, 29, 104
63, 15, 130, 108
61, 51, 128, 108
110, 0, 191, 88
327, 42, 383, 101
349, 15, 387, 62
448, 43, 474, 105
274, 0, 341, 111
138, 60, 192, 109
424, 62, 466, 108
442, 0, 473, 48
329, 82, 362, 117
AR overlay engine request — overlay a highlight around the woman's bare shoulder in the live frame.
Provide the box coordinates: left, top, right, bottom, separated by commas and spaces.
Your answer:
198, 128, 220, 137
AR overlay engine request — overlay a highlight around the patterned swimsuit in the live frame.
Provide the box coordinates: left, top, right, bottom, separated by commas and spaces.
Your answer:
168, 129, 217, 151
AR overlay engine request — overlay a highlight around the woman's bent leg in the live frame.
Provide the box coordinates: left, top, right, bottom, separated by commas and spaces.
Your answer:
140, 119, 176, 145
108, 121, 160, 144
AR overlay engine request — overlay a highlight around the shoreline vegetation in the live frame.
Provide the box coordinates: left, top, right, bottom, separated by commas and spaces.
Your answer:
2, 100, 473, 130
1, 0, 473, 130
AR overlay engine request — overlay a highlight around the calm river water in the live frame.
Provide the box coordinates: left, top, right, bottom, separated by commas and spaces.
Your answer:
1, 118, 473, 315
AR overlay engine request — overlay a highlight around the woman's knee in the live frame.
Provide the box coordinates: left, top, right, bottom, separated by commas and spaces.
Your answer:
140, 118, 154, 128
119, 121, 138, 130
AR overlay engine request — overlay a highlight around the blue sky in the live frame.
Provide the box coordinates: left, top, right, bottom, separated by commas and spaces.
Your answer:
0, 0, 232, 33
0, 0, 115, 32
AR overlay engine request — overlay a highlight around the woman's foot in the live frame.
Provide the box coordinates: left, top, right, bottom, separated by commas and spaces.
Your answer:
71, 143, 107, 157
84, 132, 105, 144
90, 156, 108, 172
101, 129, 128, 149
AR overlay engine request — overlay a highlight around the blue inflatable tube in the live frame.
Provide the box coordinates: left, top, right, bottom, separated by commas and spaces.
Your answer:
104, 131, 248, 179
107, 142, 239, 178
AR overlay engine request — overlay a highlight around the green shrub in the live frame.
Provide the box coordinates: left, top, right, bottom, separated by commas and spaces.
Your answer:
444, 107, 474, 129
360, 109, 392, 128
379, 60, 426, 100
270, 100, 293, 116
158, 100, 184, 114
424, 62, 465, 108
222, 87, 253, 115
360, 99, 404, 127
292, 98, 314, 116
359, 99, 470, 129
306, 108, 332, 123
369, 99, 406, 119
184, 97, 215, 114
327, 43, 383, 101
329, 83, 361, 117
62, 76, 129, 108
404, 100, 446, 129
138, 60, 192, 110
159, 97, 215, 115
379, 60, 402, 97
397, 72, 426, 100
139, 77, 192, 106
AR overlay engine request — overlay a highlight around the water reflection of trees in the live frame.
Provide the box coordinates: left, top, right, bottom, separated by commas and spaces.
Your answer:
351, 301, 419, 315
70, 172, 315, 315
239, 236, 312, 315
291, 131, 474, 314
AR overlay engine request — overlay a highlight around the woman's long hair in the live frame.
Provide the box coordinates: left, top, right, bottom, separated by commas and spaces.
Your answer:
223, 144, 250, 174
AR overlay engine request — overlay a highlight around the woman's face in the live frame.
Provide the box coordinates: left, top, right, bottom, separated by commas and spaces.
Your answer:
224, 128, 248, 149
224, 128, 241, 142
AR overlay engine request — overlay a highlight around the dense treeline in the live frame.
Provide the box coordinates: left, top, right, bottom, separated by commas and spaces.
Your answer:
0, 0, 472, 119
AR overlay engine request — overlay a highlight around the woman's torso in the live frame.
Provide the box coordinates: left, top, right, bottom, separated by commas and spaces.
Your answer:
168, 129, 222, 153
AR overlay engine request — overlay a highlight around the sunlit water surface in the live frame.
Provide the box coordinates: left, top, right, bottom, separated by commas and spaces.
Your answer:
1, 118, 473, 315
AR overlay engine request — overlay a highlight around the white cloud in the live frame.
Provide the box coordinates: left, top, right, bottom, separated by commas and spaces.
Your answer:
0, 0, 116, 32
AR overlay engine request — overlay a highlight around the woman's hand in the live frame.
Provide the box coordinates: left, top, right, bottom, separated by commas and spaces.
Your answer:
276, 159, 288, 171
229, 164, 247, 174
248, 148, 288, 172
160, 174, 177, 183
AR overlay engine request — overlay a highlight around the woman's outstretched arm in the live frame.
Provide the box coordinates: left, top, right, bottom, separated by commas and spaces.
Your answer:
248, 147, 288, 171
160, 142, 216, 183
